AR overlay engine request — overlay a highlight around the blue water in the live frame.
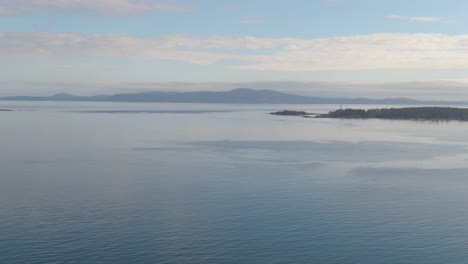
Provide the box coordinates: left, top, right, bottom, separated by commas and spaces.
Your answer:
1, 102, 468, 263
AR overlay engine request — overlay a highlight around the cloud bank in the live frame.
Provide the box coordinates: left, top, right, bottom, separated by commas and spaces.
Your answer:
0, 0, 192, 16
387, 14, 454, 23
3, 31, 468, 71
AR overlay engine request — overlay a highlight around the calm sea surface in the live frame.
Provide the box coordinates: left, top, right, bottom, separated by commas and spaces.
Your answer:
1, 101, 468, 264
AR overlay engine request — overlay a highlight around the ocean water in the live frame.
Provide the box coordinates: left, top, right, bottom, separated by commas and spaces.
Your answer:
1, 101, 468, 264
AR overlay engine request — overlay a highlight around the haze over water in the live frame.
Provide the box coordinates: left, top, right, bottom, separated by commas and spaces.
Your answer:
2, 101, 468, 264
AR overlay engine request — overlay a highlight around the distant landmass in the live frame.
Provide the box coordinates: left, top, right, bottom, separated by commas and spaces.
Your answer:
318, 107, 468, 121
270, 110, 320, 117
272, 107, 468, 121
270, 110, 315, 116
1, 88, 466, 105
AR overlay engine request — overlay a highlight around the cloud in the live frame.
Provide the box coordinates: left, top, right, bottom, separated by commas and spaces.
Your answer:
387, 14, 454, 23
240, 17, 268, 23
0, 32, 273, 64
4, 31, 468, 71
0, 0, 193, 16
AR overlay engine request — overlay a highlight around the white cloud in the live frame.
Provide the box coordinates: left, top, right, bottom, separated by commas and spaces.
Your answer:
387, 14, 454, 23
4, 31, 468, 71
0, 32, 274, 64
0, 0, 193, 16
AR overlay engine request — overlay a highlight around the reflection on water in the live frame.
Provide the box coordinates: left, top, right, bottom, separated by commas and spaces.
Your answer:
1, 101, 468, 264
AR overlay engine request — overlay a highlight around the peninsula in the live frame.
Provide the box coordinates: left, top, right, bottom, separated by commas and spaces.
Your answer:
270, 110, 315, 116
273, 107, 468, 121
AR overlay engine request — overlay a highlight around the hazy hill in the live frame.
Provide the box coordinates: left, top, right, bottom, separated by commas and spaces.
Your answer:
0, 88, 463, 105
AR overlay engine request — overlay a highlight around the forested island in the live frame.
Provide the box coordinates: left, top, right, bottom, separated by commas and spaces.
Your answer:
272, 107, 468, 121
270, 110, 314, 116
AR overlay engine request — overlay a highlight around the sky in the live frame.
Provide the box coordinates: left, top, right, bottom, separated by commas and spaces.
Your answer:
2, 0, 468, 99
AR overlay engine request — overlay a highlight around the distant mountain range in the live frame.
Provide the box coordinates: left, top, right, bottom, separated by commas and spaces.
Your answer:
0, 88, 465, 105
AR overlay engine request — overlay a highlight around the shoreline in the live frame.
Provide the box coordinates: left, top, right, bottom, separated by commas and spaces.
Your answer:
271, 107, 468, 121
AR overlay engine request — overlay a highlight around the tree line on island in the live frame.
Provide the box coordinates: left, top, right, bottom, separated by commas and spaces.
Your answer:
271, 107, 468, 121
